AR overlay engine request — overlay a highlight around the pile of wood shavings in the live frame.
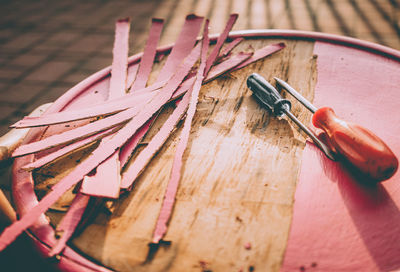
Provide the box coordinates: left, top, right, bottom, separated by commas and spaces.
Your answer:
0, 14, 284, 254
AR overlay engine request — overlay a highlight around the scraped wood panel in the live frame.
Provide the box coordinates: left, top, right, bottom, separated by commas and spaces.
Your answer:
46, 38, 318, 272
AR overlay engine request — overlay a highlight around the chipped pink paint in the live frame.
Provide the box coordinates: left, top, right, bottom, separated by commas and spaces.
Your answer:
0, 37, 202, 252
281, 42, 400, 271
234, 42, 285, 69
155, 14, 204, 83
81, 151, 121, 199
109, 18, 130, 99
22, 127, 115, 170
49, 192, 90, 256
11, 103, 144, 157
120, 90, 192, 189
12, 90, 155, 128
130, 18, 164, 91
118, 18, 164, 171
119, 116, 153, 166
119, 14, 202, 171
80, 18, 131, 199
206, 51, 252, 80
219, 37, 244, 59
152, 20, 210, 244
204, 14, 238, 74
244, 242, 251, 250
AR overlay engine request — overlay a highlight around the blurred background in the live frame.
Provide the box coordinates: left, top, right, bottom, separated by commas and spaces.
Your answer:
0, 0, 398, 271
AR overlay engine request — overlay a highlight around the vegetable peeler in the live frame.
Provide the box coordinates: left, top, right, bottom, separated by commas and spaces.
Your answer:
247, 73, 398, 182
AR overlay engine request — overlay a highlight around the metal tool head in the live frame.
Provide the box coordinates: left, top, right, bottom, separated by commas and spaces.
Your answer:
274, 77, 317, 113
247, 73, 291, 117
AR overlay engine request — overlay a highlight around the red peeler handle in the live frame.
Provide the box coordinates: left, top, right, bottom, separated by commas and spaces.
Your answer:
312, 107, 398, 182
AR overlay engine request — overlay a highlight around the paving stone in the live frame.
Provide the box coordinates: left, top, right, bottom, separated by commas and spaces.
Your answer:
81, 55, 112, 70
64, 33, 113, 53
0, 103, 18, 121
0, 81, 46, 104
24, 60, 74, 82
0, 66, 26, 81
62, 69, 96, 85
1, 33, 47, 51
28, 85, 71, 113
7, 52, 48, 68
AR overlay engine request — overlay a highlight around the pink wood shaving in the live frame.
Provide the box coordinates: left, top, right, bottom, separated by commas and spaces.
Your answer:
130, 18, 164, 91
120, 91, 192, 189
120, 44, 273, 189
234, 42, 285, 70
119, 15, 203, 172
48, 192, 90, 256
81, 18, 132, 199
152, 20, 210, 244
155, 14, 204, 82
11, 85, 160, 128
0, 42, 202, 251
205, 52, 253, 80
126, 63, 139, 90
11, 104, 143, 157
22, 127, 116, 171
170, 50, 249, 100
170, 76, 196, 101
121, 19, 284, 194
204, 14, 238, 74
218, 37, 244, 59
109, 18, 130, 99
171, 43, 283, 100
81, 150, 121, 198
119, 116, 154, 166
118, 18, 165, 169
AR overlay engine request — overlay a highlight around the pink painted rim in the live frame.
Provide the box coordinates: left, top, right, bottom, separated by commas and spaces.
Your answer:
12, 29, 400, 271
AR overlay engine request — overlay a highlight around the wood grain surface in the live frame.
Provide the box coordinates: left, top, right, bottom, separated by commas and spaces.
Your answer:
34, 38, 317, 272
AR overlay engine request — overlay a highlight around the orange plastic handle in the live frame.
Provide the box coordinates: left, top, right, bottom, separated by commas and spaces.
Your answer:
312, 107, 398, 182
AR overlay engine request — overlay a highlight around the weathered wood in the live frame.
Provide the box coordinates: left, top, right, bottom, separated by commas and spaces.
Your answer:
39, 38, 317, 272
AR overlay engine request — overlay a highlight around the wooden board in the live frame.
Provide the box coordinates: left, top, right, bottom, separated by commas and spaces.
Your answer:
25, 37, 316, 272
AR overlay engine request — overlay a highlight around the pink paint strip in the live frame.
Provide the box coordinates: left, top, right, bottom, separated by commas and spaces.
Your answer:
80, 17, 132, 199
118, 15, 201, 176
0, 139, 121, 251
126, 63, 139, 90
130, 18, 164, 91
109, 18, 130, 99
170, 76, 196, 101
120, 90, 192, 189
204, 14, 238, 74
152, 20, 210, 244
0, 41, 202, 251
218, 37, 244, 59
11, 104, 143, 157
120, 23, 204, 180
155, 14, 203, 82
81, 150, 121, 199
119, 115, 154, 166
205, 52, 253, 81
173, 44, 283, 99
49, 192, 90, 256
118, 18, 165, 169
118, 14, 204, 167
234, 42, 285, 70
11, 85, 159, 128
22, 127, 115, 171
